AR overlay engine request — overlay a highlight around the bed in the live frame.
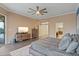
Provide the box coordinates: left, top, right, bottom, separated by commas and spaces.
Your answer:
29, 37, 78, 56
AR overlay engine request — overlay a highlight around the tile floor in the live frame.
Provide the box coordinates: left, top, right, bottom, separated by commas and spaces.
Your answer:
0, 39, 37, 56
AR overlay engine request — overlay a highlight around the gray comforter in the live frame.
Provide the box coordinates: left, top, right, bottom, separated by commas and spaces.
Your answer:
29, 37, 78, 56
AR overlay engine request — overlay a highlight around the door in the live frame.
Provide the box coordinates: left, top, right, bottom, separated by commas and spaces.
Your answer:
0, 15, 5, 43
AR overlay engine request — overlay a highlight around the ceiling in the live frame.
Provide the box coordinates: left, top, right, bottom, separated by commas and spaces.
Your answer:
0, 3, 78, 20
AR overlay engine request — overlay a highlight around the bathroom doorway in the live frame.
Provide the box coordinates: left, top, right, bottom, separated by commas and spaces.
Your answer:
39, 22, 48, 38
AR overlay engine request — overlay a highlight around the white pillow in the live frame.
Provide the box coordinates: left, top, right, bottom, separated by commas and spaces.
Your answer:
76, 45, 79, 54
58, 36, 72, 50
66, 41, 78, 53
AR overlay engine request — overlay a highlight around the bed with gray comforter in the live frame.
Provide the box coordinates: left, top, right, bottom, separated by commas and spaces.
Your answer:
29, 37, 78, 56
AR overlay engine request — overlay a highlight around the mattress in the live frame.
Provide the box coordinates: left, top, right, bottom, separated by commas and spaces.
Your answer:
29, 37, 78, 56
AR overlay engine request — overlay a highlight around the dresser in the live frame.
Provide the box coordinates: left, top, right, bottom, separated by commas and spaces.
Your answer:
16, 33, 30, 41
32, 28, 39, 39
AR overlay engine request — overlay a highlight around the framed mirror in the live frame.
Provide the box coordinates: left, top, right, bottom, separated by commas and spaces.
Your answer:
56, 22, 64, 39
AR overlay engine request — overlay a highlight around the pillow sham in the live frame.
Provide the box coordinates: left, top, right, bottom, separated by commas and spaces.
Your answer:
66, 41, 78, 53
76, 45, 79, 54
71, 34, 78, 42
58, 35, 72, 50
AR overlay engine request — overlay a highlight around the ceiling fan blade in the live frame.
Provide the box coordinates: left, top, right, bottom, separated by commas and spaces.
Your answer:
39, 10, 45, 13
39, 11, 47, 15
43, 11, 47, 13
37, 6, 39, 11
29, 8, 36, 12
39, 8, 46, 12
42, 8, 46, 10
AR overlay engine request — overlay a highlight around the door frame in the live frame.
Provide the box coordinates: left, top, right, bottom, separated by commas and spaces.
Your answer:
0, 13, 8, 44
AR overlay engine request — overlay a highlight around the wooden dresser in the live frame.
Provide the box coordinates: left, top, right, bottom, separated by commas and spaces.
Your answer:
16, 33, 30, 41
32, 28, 39, 39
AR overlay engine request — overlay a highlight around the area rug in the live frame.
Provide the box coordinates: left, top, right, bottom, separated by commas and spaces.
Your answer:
10, 45, 31, 56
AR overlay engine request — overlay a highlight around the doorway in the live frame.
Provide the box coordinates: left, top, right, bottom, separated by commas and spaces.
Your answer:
39, 22, 48, 38
0, 15, 5, 44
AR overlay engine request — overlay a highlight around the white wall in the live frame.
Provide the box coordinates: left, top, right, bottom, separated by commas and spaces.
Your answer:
40, 13, 76, 38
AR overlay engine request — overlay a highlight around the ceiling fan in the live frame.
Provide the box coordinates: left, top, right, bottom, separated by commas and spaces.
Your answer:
28, 6, 47, 16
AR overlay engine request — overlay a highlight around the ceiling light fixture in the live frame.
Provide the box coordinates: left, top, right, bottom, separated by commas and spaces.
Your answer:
28, 6, 47, 16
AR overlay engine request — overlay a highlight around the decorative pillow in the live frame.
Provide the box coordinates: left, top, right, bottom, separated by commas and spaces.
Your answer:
71, 34, 78, 42
75, 34, 79, 42
58, 33, 72, 50
66, 41, 78, 53
76, 45, 79, 54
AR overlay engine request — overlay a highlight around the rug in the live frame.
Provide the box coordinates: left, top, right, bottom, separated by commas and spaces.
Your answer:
10, 45, 31, 56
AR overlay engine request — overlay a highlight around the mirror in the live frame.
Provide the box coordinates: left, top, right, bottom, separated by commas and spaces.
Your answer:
56, 22, 64, 39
